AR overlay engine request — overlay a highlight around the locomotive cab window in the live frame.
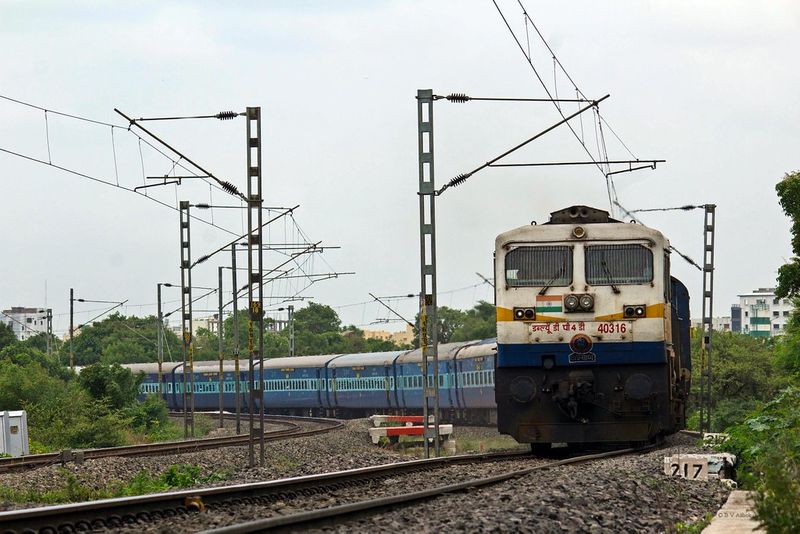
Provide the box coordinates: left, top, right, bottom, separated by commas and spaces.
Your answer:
585, 244, 653, 285
505, 246, 572, 287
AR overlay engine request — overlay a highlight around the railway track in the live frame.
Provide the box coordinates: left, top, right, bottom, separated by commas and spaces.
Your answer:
0, 445, 650, 533
0, 415, 343, 474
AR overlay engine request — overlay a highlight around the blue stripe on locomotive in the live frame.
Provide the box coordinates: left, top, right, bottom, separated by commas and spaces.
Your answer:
496, 341, 666, 368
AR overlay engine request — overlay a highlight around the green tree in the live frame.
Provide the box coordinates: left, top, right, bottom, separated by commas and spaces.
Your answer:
0, 323, 16, 351
78, 362, 143, 410
294, 302, 341, 334
775, 170, 800, 298
774, 303, 800, 376
0, 344, 70, 380
60, 313, 181, 366
0, 360, 69, 410
451, 301, 497, 342
689, 330, 788, 431
14, 332, 52, 353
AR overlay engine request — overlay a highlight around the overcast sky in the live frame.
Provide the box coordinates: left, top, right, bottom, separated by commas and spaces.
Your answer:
1, 0, 798, 336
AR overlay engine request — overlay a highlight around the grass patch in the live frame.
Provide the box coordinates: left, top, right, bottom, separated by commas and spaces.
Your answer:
271, 453, 302, 473
673, 513, 713, 534
0, 464, 229, 505
455, 435, 525, 454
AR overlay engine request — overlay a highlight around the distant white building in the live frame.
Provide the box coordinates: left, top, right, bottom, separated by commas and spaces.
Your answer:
691, 316, 732, 332
1, 307, 48, 341
732, 288, 794, 337
167, 315, 221, 338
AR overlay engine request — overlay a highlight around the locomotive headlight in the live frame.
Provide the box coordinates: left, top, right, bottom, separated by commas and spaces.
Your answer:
563, 294, 580, 312
623, 304, 646, 319
513, 307, 536, 321
578, 294, 594, 311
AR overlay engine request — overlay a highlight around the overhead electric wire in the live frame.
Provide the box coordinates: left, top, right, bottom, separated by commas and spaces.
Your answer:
491, 1, 609, 179
0, 146, 239, 237
612, 201, 702, 271
0, 93, 241, 207
192, 206, 299, 267
1, 311, 44, 336
77, 300, 128, 329
491, 0, 661, 214
438, 95, 609, 194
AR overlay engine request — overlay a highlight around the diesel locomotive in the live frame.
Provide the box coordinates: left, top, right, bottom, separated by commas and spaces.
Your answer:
494, 205, 691, 447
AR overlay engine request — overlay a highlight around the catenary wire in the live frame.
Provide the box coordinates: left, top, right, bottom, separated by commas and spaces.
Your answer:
0, 146, 240, 237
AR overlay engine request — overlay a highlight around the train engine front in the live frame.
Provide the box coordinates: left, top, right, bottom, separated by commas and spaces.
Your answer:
494, 205, 686, 446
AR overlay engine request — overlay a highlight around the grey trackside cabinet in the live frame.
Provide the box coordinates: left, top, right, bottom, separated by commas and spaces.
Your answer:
0, 410, 29, 457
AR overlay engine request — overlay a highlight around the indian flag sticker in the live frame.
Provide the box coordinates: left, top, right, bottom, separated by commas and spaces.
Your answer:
535, 295, 563, 313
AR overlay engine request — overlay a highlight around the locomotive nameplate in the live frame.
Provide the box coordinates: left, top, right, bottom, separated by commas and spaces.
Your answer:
568, 353, 596, 363
528, 321, 633, 342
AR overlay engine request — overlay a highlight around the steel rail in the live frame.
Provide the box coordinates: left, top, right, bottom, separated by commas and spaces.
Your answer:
203, 446, 650, 533
0, 445, 651, 533
0, 450, 534, 532
0, 415, 342, 474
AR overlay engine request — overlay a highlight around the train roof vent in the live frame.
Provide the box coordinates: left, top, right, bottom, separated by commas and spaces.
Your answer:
547, 205, 619, 224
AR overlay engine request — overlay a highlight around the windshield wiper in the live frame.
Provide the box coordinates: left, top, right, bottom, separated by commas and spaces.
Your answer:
600, 260, 621, 294
539, 261, 566, 296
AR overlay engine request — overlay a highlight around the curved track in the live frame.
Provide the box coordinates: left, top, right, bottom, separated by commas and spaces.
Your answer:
0, 446, 651, 533
0, 415, 343, 474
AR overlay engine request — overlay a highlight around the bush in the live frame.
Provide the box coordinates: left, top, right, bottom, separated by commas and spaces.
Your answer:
721, 387, 800, 531
123, 394, 169, 433
79, 363, 143, 410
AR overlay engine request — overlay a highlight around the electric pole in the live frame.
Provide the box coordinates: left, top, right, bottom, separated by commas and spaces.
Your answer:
218, 265, 225, 428
46, 308, 53, 359
179, 200, 195, 438
231, 243, 241, 434
69, 288, 74, 369
287, 305, 295, 357
417, 89, 441, 458
157, 283, 164, 400
246, 106, 265, 467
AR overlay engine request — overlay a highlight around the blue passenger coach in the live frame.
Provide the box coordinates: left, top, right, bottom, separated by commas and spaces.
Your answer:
130, 339, 499, 423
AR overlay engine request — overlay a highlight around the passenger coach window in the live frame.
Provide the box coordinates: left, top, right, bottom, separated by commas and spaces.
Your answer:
586, 244, 653, 285
505, 246, 572, 287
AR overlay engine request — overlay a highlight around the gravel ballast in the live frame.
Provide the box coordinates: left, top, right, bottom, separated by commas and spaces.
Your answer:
0, 424, 729, 533
0, 419, 402, 512
316, 432, 730, 533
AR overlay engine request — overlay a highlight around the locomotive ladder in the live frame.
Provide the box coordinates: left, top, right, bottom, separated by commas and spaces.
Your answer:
179, 200, 195, 438
417, 89, 441, 458
699, 204, 716, 434
246, 106, 266, 467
